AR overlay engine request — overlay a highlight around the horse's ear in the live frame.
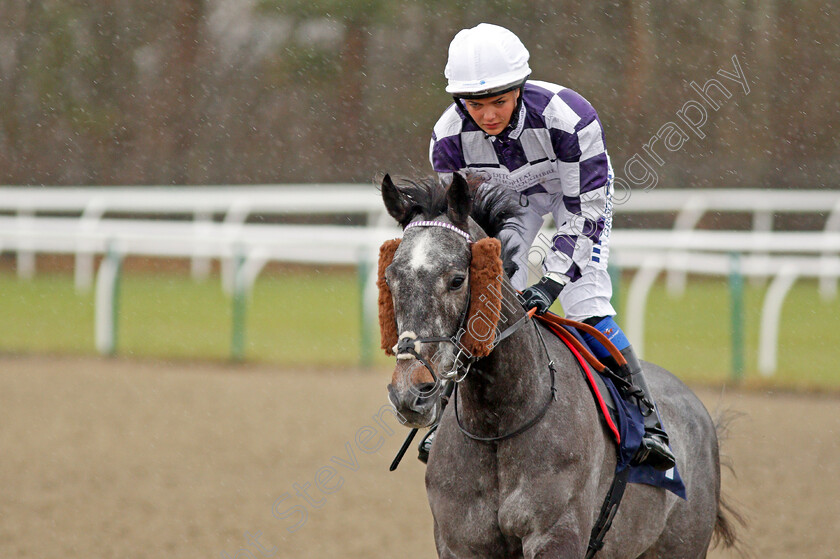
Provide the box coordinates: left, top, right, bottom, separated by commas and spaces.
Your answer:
377, 238, 401, 355
381, 174, 411, 227
446, 173, 471, 231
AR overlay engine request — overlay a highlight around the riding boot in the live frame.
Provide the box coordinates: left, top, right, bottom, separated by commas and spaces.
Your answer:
608, 345, 677, 471
417, 424, 437, 464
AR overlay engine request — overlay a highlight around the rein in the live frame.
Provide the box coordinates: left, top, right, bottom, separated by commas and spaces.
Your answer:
388, 305, 533, 471
454, 319, 558, 442
387, 224, 632, 556
452, 315, 632, 558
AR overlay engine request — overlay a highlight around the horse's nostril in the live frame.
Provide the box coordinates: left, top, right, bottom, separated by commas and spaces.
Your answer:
413, 382, 439, 408
415, 382, 438, 396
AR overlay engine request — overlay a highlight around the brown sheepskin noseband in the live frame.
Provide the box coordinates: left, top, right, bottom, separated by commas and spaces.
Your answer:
377, 235, 504, 358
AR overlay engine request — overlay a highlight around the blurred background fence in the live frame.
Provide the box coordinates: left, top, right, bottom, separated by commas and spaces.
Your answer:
1, 185, 838, 386
1, 0, 839, 388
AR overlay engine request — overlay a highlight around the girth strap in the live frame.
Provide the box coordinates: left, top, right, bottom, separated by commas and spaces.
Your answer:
586, 467, 631, 558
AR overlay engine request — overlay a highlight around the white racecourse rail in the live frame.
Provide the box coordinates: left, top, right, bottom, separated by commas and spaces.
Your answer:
1, 185, 838, 375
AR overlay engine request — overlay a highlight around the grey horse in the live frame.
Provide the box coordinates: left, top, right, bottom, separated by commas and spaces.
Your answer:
379, 173, 740, 558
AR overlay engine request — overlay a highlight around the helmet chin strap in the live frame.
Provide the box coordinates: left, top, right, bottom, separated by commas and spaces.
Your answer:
452, 97, 472, 128
508, 87, 526, 130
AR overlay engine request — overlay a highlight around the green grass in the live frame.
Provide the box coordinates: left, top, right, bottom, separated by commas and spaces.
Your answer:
0, 268, 386, 367
636, 278, 840, 389
1, 273, 95, 354
1, 269, 837, 389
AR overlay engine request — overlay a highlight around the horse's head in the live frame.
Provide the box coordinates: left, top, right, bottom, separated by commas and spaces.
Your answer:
378, 173, 517, 427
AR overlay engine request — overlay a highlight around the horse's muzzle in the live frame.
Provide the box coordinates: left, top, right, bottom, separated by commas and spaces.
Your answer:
387, 380, 440, 428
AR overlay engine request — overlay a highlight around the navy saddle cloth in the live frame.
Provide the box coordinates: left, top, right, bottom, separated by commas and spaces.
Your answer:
558, 324, 687, 499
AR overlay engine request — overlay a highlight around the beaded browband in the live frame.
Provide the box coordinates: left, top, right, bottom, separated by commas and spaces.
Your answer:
404, 220, 472, 242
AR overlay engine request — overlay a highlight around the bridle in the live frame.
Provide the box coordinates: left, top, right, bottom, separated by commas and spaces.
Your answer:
393, 296, 473, 383
387, 221, 636, 557
394, 302, 532, 384
393, 219, 553, 443
394, 220, 530, 384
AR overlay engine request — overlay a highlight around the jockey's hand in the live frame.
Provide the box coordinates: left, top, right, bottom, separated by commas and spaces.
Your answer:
520, 274, 567, 315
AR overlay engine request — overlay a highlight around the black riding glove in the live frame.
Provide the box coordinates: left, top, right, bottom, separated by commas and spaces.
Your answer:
520, 275, 566, 315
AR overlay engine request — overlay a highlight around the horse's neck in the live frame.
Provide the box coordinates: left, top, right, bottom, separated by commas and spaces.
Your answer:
457, 287, 552, 431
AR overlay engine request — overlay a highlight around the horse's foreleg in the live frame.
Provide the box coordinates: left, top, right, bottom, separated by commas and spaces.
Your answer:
432, 519, 457, 559
522, 524, 588, 559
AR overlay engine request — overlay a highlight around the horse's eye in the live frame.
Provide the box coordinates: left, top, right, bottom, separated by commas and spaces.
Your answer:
449, 276, 465, 291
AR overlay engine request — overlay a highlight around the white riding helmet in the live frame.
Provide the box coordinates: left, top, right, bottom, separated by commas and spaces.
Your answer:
444, 23, 531, 99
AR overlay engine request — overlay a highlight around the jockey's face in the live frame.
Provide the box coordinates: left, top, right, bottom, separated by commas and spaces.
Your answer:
462, 89, 520, 136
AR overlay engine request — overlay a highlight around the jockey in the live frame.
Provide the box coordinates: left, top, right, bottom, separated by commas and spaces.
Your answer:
421, 23, 676, 471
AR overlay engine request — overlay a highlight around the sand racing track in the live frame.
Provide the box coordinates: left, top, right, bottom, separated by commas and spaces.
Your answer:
0, 355, 837, 558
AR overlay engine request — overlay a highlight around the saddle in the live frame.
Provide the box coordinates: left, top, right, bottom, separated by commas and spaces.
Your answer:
535, 312, 686, 498
534, 313, 686, 557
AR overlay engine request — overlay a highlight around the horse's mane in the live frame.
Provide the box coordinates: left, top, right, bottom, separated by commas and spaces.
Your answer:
383, 175, 524, 279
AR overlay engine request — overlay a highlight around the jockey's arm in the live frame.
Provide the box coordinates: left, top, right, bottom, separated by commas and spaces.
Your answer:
545, 110, 611, 283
